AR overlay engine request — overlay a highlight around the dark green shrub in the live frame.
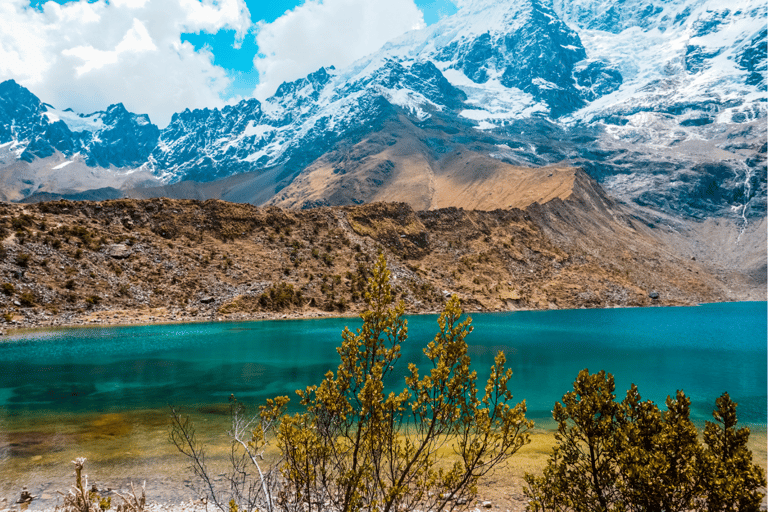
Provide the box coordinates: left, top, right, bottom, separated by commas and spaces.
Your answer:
701, 393, 767, 511
11, 215, 33, 230
16, 253, 31, 267
19, 291, 35, 307
258, 282, 304, 311
524, 370, 766, 511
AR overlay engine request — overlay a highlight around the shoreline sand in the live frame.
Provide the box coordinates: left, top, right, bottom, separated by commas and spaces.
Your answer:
1, 425, 765, 512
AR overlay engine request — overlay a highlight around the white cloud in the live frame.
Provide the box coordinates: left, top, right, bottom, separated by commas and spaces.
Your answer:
0, 0, 252, 127
253, 0, 425, 100
63, 18, 158, 75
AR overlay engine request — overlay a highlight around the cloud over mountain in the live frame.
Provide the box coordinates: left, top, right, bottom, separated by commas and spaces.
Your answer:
252, 0, 426, 100
0, 0, 429, 126
0, 0, 252, 127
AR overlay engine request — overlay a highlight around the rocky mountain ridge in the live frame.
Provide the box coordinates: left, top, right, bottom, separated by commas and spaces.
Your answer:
0, 172, 753, 331
0, 80, 158, 168
0, 0, 764, 227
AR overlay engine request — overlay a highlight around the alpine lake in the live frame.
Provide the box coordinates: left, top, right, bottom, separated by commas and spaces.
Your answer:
1, 302, 766, 506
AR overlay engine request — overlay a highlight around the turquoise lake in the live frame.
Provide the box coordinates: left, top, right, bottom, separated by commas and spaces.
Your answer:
1, 301, 766, 424
0, 302, 766, 503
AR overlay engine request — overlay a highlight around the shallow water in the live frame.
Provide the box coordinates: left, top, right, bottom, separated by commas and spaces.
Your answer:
1, 302, 766, 506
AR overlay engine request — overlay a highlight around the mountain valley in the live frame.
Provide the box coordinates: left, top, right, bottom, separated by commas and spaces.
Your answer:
0, 165, 760, 330
0, 0, 765, 328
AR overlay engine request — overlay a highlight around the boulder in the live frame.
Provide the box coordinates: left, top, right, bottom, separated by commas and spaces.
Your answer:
105, 244, 132, 259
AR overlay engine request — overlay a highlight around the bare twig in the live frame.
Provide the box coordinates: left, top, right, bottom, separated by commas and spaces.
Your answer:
169, 406, 226, 512
114, 481, 146, 512
229, 398, 277, 512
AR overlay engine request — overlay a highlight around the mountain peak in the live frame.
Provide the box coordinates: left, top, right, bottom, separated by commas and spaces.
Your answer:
0, 78, 22, 91
0, 79, 42, 109
106, 103, 128, 114
273, 66, 334, 99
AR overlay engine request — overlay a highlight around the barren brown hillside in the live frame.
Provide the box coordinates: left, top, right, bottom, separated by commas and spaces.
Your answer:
266, 114, 581, 211
0, 168, 750, 331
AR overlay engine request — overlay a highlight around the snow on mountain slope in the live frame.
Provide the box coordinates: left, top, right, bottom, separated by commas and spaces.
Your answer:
142, 0, 615, 185
0, 0, 764, 222
147, 59, 468, 184
43, 107, 106, 133
0, 79, 159, 168
560, 0, 766, 124
349, 0, 597, 118
543, 0, 767, 222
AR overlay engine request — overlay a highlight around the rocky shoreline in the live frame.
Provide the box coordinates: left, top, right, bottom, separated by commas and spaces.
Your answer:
0, 297, 733, 337
0, 307, 363, 335
2, 198, 755, 340
1, 499, 528, 512
0, 451, 539, 512
0, 454, 539, 512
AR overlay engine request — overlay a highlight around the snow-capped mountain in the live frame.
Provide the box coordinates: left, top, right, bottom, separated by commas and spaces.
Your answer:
553, 0, 767, 221
0, 0, 764, 221
148, 62, 466, 184
0, 80, 158, 167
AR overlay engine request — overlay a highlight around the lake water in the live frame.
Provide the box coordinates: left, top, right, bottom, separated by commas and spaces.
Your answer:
1, 302, 766, 504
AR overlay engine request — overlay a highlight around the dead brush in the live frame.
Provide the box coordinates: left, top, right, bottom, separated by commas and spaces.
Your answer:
57, 458, 146, 512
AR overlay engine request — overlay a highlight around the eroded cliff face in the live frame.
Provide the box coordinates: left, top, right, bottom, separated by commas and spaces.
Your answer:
0, 177, 751, 330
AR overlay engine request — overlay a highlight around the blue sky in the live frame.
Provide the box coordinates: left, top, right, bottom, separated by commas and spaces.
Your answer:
5, 0, 458, 126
